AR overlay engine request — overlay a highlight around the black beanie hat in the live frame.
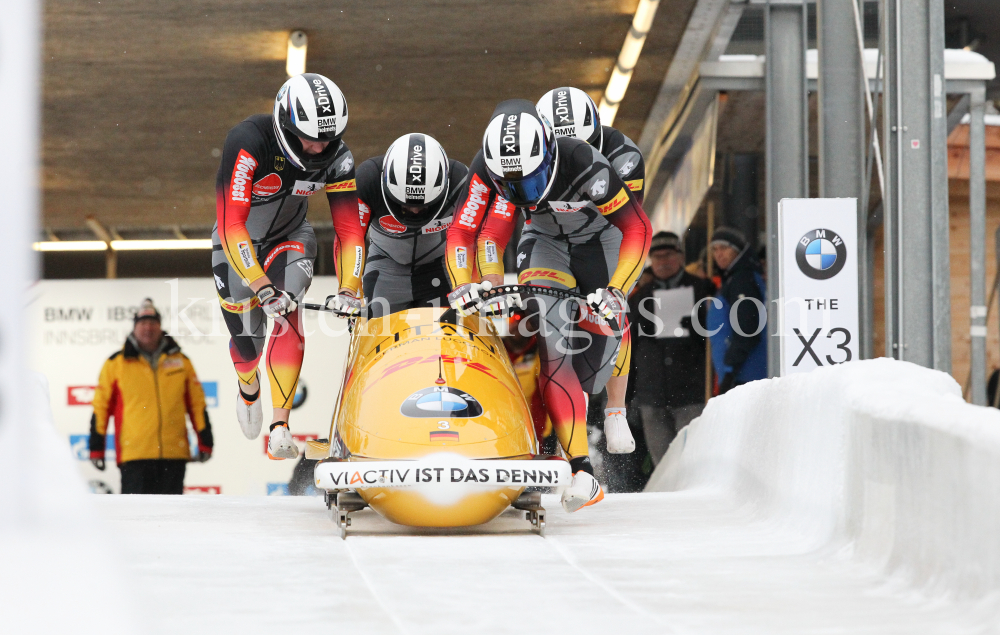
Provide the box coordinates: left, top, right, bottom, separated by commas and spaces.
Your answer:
710, 226, 747, 252
649, 231, 683, 254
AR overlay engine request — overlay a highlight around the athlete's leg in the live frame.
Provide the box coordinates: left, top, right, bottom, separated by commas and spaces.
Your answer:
409, 259, 450, 309
261, 227, 316, 424
517, 233, 591, 466
213, 240, 267, 438
570, 227, 635, 453
363, 255, 449, 318
362, 252, 395, 319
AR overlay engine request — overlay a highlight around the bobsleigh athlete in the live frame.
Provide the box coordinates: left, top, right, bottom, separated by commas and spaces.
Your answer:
445, 99, 652, 512
535, 86, 646, 433
536, 86, 646, 204
355, 133, 468, 317
213, 73, 366, 459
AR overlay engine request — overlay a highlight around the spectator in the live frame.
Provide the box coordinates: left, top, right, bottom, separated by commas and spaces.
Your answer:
89, 299, 212, 494
707, 227, 767, 394
629, 231, 716, 465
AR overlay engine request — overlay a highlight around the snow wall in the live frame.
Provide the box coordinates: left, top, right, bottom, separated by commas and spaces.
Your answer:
647, 358, 1000, 600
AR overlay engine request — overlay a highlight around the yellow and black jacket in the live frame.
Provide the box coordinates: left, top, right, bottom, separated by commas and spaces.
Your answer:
89, 335, 212, 464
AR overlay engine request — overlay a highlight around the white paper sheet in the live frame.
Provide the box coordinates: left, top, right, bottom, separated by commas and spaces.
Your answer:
652, 286, 695, 338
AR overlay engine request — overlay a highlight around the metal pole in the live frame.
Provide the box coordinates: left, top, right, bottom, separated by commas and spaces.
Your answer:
853, 0, 885, 360
882, 0, 900, 358
883, 0, 942, 368
995, 225, 1000, 407
765, 0, 808, 377
818, 0, 866, 363
928, 0, 951, 373
969, 85, 987, 405
817, 0, 865, 201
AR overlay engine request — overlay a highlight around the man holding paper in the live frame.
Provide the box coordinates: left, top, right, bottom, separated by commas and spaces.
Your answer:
629, 232, 716, 465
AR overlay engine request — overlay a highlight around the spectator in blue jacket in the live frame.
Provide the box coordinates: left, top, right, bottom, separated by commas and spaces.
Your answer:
707, 227, 767, 393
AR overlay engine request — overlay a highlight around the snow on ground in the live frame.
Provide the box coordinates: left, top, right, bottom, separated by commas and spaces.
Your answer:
94, 492, 996, 635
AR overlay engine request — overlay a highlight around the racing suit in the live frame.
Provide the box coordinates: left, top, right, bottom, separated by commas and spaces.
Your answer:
213, 114, 366, 409
355, 156, 469, 318
446, 137, 651, 460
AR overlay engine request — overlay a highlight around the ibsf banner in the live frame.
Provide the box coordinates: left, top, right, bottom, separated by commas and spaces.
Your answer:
777, 198, 859, 376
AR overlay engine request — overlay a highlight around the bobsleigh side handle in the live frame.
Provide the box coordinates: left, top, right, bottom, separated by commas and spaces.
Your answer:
479, 284, 623, 339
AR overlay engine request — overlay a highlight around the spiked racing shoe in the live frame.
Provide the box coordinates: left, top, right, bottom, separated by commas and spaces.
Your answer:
236, 375, 263, 440
604, 410, 635, 454
267, 422, 300, 460
561, 459, 604, 512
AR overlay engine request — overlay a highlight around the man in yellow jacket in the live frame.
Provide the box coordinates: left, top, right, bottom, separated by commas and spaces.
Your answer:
89, 299, 213, 494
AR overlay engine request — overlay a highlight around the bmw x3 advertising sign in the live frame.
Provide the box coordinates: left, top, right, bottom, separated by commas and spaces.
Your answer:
778, 198, 860, 376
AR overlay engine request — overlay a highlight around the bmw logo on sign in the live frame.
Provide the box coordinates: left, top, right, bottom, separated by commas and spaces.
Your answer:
401, 386, 484, 418
795, 228, 847, 280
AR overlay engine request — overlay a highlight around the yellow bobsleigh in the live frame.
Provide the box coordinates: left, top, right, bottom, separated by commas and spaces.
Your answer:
308, 306, 571, 537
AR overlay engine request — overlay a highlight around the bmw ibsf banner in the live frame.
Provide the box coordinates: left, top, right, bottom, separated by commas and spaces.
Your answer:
777, 198, 859, 376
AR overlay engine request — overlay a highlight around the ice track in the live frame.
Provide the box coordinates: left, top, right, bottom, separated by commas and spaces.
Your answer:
10, 360, 1000, 634
96, 491, 989, 635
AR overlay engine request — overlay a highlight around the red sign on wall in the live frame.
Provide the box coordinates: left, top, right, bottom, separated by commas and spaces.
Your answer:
67, 386, 97, 406
184, 485, 222, 495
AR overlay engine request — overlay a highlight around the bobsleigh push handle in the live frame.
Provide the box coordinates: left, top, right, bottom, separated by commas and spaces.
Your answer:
300, 295, 357, 319
441, 283, 622, 340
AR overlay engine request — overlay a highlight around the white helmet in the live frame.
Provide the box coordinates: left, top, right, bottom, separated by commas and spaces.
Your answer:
536, 87, 602, 150
272, 73, 348, 171
482, 99, 558, 207
381, 133, 451, 229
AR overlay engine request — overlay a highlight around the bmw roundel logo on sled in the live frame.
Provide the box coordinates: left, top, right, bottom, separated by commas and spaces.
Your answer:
795, 228, 847, 280
401, 386, 484, 418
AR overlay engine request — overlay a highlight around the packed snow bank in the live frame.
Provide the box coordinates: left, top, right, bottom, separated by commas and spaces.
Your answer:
0, 373, 142, 635
647, 358, 1000, 600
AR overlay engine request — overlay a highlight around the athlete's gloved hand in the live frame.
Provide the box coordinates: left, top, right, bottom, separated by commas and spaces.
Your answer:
586, 287, 626, 323
256, 284, 297, 317
448, 281, 491, 317
483, 290, 524, 318
90, 456, 105, 471
325, 291, 363, 318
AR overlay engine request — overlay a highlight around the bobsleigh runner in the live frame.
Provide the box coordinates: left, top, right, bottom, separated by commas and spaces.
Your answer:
302, 284, 620, 539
